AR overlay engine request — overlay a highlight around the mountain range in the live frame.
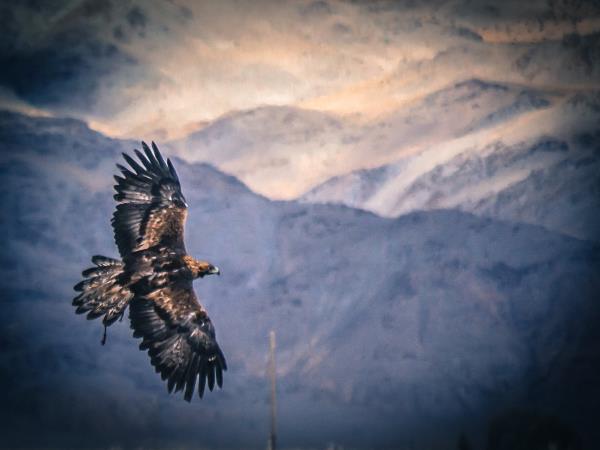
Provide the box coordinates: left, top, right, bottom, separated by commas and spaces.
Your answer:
301, 82, 600, 242
169, 78, 574, 200
1, 110, 599, 449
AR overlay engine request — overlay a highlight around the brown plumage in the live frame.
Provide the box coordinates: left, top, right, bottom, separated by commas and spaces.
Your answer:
73, 142, 226, 401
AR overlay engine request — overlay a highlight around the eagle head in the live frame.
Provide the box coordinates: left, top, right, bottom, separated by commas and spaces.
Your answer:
183, 256, 220, 278
203, 264, 221, 277
195, 262, 220, 278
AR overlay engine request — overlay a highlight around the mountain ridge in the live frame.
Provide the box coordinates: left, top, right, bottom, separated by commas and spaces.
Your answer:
301, 89, 600, 242
166, 77, 564, 199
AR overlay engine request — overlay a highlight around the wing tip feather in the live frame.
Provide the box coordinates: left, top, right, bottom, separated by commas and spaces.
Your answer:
128, 292, 225, 402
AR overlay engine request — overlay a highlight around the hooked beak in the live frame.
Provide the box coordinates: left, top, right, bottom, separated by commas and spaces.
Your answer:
208, 265, 220, 276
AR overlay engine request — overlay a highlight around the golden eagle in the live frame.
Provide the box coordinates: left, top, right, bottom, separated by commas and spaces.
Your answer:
73, 142, 226, 401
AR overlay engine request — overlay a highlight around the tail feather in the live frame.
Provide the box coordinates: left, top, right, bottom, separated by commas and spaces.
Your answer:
91, 255, 123, 267
73, 255, 133, 326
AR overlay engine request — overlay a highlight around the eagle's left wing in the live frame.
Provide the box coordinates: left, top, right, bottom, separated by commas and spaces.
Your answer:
112, 142, 188, 257
129, 283, 227, 402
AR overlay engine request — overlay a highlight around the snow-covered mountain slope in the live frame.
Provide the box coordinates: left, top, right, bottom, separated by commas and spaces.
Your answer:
302, 90, 600, 242
168, 79, 559, 199
1, 111, 599, 449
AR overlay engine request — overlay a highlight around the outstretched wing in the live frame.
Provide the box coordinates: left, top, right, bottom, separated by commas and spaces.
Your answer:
112, 142, 188, 257
129, 283, 227, 402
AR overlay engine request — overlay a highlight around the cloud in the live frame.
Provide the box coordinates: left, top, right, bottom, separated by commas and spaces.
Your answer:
0, 33, 134, 110
299, 0, 332, 17
451, 26, 484, 41
1, 0, 600, 200
0, 1, 166, 117
0, 0, 491, 137
125, 5, 147, 29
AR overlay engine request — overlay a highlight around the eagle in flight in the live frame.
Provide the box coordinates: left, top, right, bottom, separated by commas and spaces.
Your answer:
73, 142, 226, 401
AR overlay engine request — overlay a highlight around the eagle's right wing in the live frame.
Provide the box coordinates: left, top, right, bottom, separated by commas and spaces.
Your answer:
129, 283, 227, 402
112, 142, 188, 257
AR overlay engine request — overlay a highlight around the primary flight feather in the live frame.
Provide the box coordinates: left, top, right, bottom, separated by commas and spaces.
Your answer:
73, 142, 226, 402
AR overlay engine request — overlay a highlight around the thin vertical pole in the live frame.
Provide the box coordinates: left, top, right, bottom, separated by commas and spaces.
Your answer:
268, 330, 277, 450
